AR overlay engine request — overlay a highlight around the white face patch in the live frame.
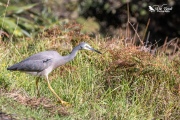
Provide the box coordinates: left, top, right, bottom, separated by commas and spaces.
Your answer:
83, 44, 92, 50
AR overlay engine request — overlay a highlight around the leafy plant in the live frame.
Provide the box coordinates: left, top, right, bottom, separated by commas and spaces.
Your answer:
0, 2, 39, 37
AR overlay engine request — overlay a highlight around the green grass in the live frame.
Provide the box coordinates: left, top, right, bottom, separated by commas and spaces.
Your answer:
0, 28, 180, 119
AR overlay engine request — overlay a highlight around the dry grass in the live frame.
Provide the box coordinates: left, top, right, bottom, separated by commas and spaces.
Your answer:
3, 89, 70, 116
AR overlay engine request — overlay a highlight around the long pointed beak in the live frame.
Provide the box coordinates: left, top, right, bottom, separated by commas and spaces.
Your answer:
90, 48, 102, 54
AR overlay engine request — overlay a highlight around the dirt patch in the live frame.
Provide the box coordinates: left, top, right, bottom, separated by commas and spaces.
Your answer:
0, 111, 16, 120
2, 89, 70, 117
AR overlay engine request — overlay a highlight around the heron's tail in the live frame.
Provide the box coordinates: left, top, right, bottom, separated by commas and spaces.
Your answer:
7, 63, 19, 71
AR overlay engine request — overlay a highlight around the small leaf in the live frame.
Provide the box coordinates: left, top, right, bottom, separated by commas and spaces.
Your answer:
5, 3, 38, 15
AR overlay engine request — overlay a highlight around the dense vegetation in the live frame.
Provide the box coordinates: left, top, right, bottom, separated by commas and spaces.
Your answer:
1, 0, 179, 43
0, 0, 179, 119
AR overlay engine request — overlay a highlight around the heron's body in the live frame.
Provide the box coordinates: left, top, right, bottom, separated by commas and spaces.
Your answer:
8, 50, 76, 76
7, 42, 101, 106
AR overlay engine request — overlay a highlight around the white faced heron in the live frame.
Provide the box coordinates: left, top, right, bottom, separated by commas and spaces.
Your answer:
7, 42, 101, 106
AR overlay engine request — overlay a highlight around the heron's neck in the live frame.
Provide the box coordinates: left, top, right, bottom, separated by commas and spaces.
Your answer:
54, 46, 81, 68
64, 45, 80, 63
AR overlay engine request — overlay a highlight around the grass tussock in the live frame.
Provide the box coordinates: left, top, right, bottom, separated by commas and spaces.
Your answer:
104, 41, 179, 119
0, 23, 180, 119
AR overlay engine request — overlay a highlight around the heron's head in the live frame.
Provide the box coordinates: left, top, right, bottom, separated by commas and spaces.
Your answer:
79, 42, 102, 54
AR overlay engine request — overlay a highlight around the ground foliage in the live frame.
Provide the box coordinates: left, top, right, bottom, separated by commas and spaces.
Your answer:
0, 22, 180, 119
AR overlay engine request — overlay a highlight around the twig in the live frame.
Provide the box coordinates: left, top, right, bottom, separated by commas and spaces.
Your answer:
162, 36, 168, 52
128, 21, 143, 45
142, 18, 151, 42
132, 24, 138, 45
126, 3, 130, 39
145, 31, 150, 47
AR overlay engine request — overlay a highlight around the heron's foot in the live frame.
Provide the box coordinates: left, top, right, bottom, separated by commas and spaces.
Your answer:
59, 100, 71, 107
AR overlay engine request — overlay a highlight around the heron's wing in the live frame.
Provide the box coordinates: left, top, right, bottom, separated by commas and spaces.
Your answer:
7, 58, 53, 72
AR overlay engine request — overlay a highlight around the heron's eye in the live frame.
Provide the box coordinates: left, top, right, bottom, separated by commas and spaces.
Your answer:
85, 45, 90, 49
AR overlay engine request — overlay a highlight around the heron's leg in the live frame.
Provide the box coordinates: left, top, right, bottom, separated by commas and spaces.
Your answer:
36, 78, 40, 97
45, 76, 70, 106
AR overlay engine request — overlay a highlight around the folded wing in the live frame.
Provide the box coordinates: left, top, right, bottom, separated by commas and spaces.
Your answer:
7, 58, 52, 72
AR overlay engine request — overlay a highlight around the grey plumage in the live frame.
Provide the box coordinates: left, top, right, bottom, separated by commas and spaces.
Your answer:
8, 51, 62, 74
7, 42, 101, 106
